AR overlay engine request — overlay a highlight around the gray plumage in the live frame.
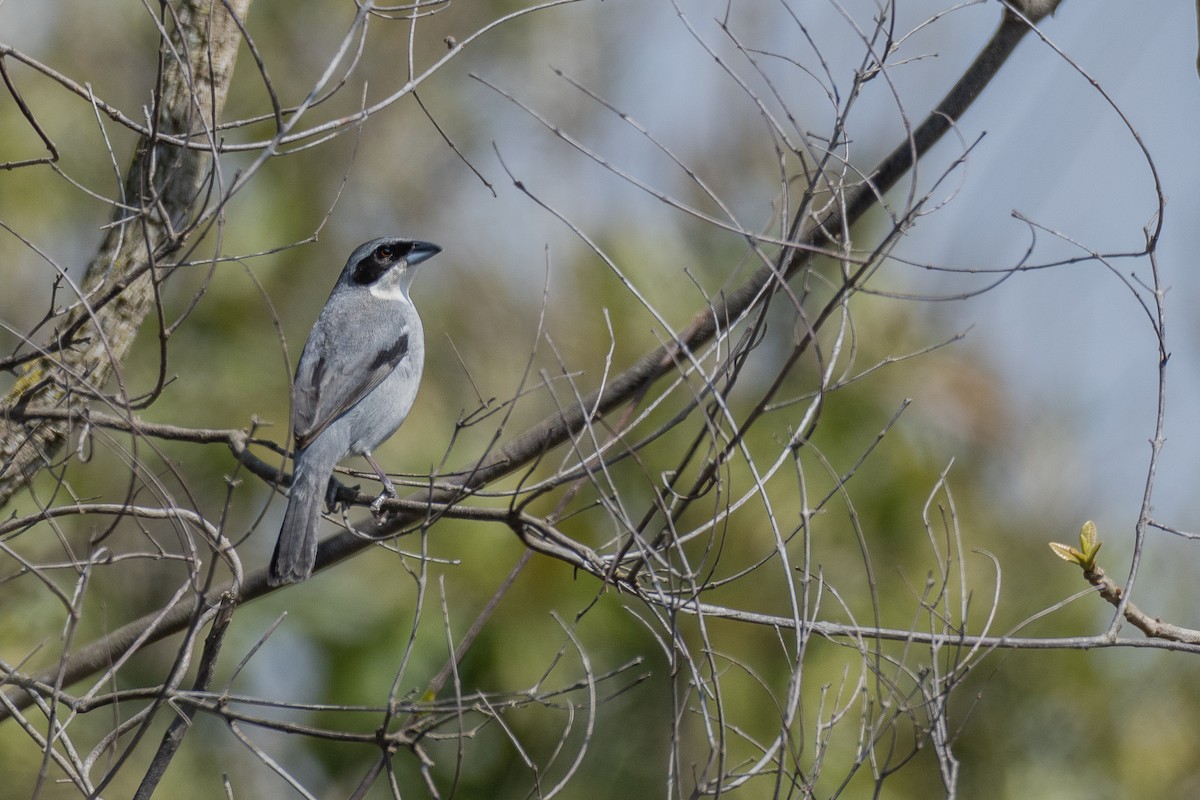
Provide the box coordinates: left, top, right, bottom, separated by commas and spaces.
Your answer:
269, 236, 441, 586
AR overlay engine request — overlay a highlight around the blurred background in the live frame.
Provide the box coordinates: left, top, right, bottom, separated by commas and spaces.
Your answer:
2, 0, 1200, 797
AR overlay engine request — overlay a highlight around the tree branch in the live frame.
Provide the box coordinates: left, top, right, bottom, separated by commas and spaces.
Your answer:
0, 10, 1055, 721
0, 0, 252, 503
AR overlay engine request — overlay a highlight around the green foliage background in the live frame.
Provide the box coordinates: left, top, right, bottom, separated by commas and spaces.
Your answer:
2, 1, 1199, 798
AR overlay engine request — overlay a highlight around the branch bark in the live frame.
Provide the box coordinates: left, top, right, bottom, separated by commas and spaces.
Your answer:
0, 0, 252, 501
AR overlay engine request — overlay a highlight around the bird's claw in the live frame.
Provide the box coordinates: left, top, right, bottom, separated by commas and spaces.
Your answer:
369, 489, 397, 519
325, 478, 360, 514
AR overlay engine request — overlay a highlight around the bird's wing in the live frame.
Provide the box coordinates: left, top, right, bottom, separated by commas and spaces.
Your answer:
292, 324, 411, 452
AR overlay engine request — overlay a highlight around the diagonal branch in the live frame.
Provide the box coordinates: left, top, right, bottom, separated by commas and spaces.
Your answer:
0, 8, 1051, 721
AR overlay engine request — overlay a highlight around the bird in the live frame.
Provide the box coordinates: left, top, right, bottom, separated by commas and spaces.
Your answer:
268, 236, 441, 586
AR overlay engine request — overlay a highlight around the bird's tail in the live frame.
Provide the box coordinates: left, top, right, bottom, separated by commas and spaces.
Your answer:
269, 456, 330, 585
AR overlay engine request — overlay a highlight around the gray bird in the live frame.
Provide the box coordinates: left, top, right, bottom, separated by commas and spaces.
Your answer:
269, 236, 441, 586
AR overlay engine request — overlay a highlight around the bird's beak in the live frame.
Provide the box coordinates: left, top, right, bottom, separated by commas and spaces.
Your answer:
408, 240, 442, 267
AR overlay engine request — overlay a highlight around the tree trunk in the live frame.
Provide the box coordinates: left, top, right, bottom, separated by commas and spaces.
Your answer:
0, 0, 252, 503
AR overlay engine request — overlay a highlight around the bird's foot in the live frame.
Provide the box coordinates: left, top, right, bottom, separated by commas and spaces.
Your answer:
325, 478, 361, 514
370, 488, 398, 519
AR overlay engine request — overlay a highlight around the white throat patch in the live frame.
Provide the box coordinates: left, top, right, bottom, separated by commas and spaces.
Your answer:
368, 265, 412, 301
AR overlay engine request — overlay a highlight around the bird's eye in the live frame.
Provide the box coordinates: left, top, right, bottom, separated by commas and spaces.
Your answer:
375, 245, 394, 260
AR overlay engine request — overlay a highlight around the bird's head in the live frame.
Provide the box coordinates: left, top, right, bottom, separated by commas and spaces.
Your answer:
339, 236, 442, 301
